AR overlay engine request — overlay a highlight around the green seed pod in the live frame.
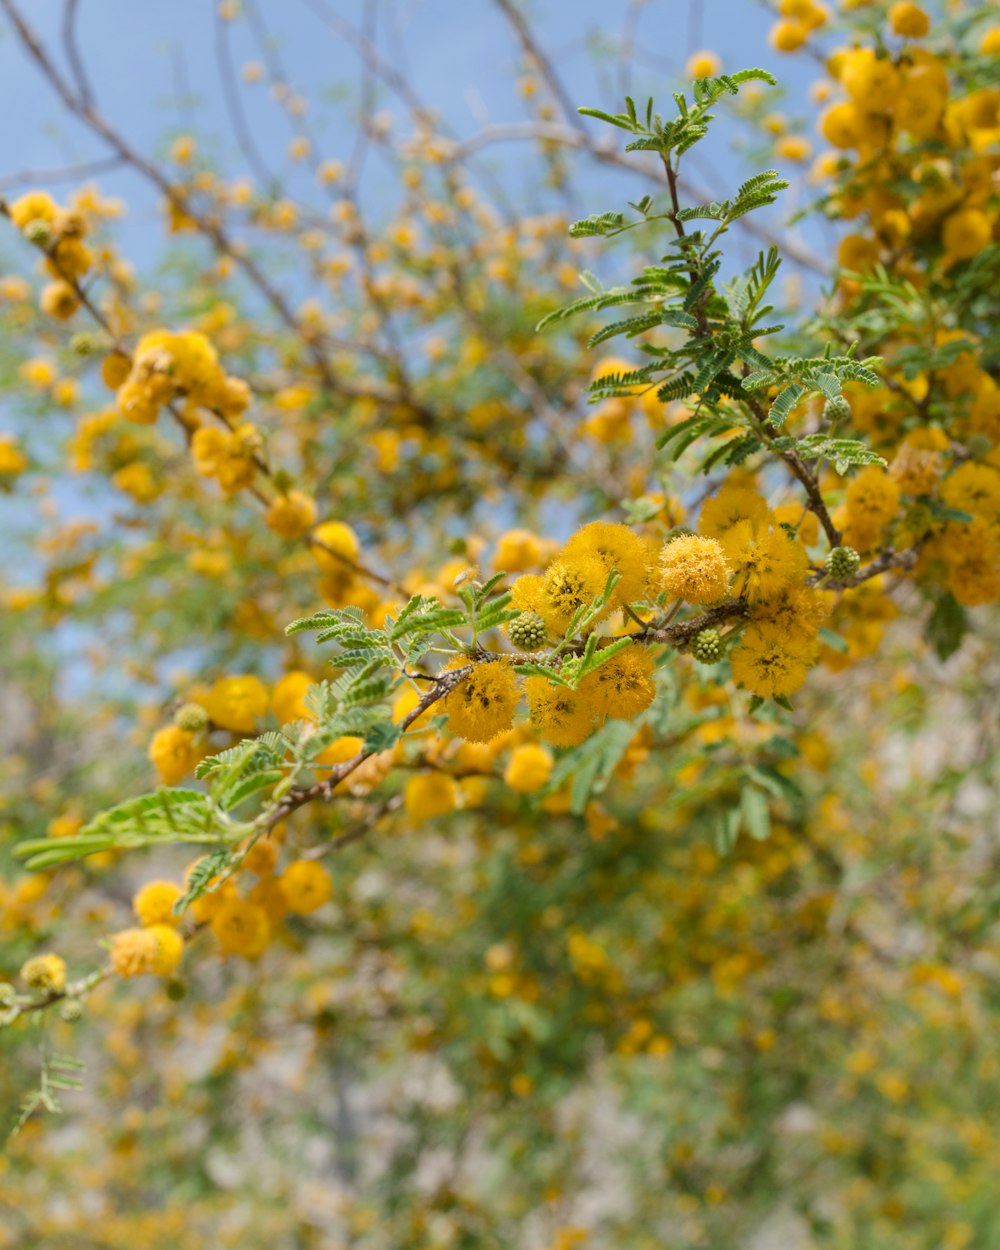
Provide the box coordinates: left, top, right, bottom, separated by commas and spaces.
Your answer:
692, 627, 723, 664
23, 218, 53, 247
822, 395, 852, 425
507, 610, 548, 652
825, 546, 861, 579
165, 979, 188, 1003
70, 332, 104, 357
174, 702, 209, 733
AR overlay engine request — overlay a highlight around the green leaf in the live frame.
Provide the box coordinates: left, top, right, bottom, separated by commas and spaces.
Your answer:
926, 592, 967, 661
818, 626, 849, 654
173, 848, 234, 916
741, 785, 771, 841
569, 211, 627, 238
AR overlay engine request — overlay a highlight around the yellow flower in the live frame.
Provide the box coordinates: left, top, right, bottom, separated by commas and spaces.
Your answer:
148, 725, 201, 785
270, 670, 313, 724
889, 2, 929, 38
443, 660, 520, 743
659, 534, 730, 603
210, 899, 271, 957
685, 50, 721, 79
495, 528, 544, 572
940, 463, 1000, 519
9, 190, 59, 229
133, 880, 183, 928
20, 953, 67, 994
311, 520, 361, 571
818, 102, 863, 150
525, 677, 600, 747
0, 436, 27, 476
980, 27, 1000, 57
504, 743, 554, 794
698, 486, 769, 538
889, 444, 943, 497
730, 624, 812, 698
840, 48, 899, 112
265, 490, 317, 539
147, 925, 184, 975
206, 674, 269, 733
314, 735, 364, 766
770, 20, 808, 52
941, 208, 994, 265
945, 518, 1000, 607
775, 135, 812, 163
101, 351, 132, 389
749, 584, 830, 647
562, 521, 649, 609
539, 554, 609, 633
842, 466, 899, 553
580, 647, 657, 719
721, 521, 808, 604
241, 837, 279, 877
113, 461, 161, 502
45, 237, 92, 281
405, 772, 458, 822
40, 281, 80, 319
109, 927, 160, 978
279, 860, 333, 914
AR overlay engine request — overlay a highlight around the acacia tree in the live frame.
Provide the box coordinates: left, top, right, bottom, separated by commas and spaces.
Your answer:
2, 2, 999, 1247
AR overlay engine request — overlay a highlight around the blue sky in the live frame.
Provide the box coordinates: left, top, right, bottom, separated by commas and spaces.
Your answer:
0, 1, 825, 270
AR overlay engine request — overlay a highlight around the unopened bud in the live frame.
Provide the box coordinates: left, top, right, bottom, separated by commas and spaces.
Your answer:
825, 546, 861, 579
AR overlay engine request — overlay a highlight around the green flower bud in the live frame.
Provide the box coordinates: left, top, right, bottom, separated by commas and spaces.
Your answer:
507, 610, 548, 652
23, 218, 53, 247
0, 983, 16, 1009
60, 1000, 83, 1023
70, 332, 104, 356
822, 395, 852, 425
825, 546, 861, 579
174, 702, 209, 733
692, 627, 723, 664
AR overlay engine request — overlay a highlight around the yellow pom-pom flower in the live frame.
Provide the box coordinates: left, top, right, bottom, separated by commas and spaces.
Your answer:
148, 725, 201, 786
721, 522, 809, 604
405, 772, 459, 822
504, 743, 554, 794
659, 534, 730, 604
266, 490, 318, 539
539, 554, 609, 633
443, 661, 520, 743
561, 521, 649, 610
270, 670, 313, 724
525, 677, 600, 748
730, 624, 813, 698
889, 2, 929, 38
206, 674, 269, 734
698, 486, 770, 538
495, 529, 544, 572
210, 899, 271, 957
110, 928, 160, 978
9, 190, 59, 230
147, 925, 184, 976
311, 520, 361, 571
685, 50, 721, 79
133, 880, 183, 928
280, 860, 333, 915
580, 647, 657, 720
